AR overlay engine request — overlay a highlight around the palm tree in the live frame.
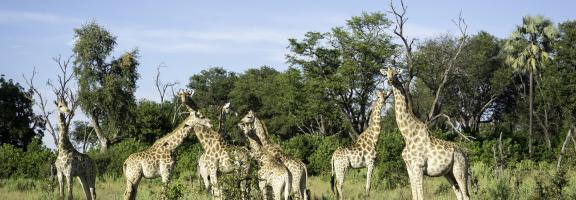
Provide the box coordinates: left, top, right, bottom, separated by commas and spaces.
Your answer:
503, 15, 557, 157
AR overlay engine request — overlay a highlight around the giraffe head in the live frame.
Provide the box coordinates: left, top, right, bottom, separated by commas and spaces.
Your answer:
184, 110, 213, 129
54, 96, 70, 115
238, 121, 263, 157
222, 102, 238, 117
177, 89, 197, 110
240, 110, 256, 124
380, 67, 402, 87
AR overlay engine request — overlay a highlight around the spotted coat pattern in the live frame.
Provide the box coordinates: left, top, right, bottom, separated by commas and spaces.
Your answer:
384, 67, 470, 200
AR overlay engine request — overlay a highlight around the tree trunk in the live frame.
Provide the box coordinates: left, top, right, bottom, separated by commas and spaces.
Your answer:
528, 72, 533, 158
557, 128, 573, 172
534, 109, 552, 150
89, 114, 109, 153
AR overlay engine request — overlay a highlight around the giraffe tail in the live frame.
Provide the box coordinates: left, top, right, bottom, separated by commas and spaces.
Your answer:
330, 157, 335, 194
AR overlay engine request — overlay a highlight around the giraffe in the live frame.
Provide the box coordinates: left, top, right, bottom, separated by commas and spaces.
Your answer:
238, 122, 291, 200
239, 110, 308, 200
197, 102, 237, 194
330, 89, 387, 200
123, 91, 213, 200
178, 90, 251, 200
54, 96, 97, 200
382, 67, 470, 200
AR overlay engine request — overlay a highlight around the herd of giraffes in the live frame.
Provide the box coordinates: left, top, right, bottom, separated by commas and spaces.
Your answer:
52, 67, 471, 200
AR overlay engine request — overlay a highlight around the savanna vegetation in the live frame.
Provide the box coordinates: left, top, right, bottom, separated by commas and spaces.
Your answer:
1, 1, 576, 199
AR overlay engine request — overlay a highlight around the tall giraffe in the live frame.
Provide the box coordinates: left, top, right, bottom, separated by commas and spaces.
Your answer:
330, 90, 387, 200
238, 122, 291, 200
123, 91, 212, 200
54, 96, 97, 200
239, 111, 308, 200
197, 102, 236, 194
178, 90, 251, 200
382, 67, 470, 200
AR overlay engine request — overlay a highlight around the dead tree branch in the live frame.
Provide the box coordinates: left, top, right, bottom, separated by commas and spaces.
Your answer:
428, 113, 474, 141
154, 64, 178, 104
427, 12, 468, 120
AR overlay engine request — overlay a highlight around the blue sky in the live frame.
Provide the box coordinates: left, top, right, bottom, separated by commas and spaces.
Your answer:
0, 0, 574, 148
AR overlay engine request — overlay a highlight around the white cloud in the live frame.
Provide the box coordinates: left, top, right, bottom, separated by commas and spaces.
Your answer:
0, 10, 80, 24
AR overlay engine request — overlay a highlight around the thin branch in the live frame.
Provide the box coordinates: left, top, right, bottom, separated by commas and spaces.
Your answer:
428, 113, 475, 141
427, 12, 468, 120
23, 68, 58, 147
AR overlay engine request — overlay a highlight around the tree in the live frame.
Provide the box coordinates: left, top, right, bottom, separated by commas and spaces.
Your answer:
73, 22, 140, 152
413, 32, 512, 137
287, 12, 395, 139
0, 75, 42, 149
503, 15, 557, 157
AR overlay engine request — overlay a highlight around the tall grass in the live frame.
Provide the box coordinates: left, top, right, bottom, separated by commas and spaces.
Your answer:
1, 161, 575, 200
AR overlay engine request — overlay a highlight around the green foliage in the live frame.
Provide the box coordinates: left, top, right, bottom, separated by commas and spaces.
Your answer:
90, 138, 147, 177
172, 142, 204, 179
73, 22, 140, 150
287, 12, 396, 137
132, 100, 174, 144
0, 139, 54, 179
0, 75, 41, 149
374, 130, 407, 189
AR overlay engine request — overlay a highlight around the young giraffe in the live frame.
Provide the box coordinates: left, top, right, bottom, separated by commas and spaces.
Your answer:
178, 90, 251, 200
240, 111, 308, 200
197, 102, 236, 194
238, 122, 291, 200
54, 96, 97, 200
123, 91, 213, 200
330, 90, 387, 200
382, 67, 470, 200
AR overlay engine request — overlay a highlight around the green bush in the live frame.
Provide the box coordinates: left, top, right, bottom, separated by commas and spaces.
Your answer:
0, 139, 55, 179
90, 138, 148, 177
308, 135, 349, 176
374, 130, 407, 189
173, 142, 204, 179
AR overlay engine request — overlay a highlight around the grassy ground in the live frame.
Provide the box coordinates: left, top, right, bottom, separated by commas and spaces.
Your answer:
1, 163, 575, 200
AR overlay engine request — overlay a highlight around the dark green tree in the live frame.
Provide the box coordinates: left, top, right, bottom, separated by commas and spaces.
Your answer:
73, 22, 140, 152
0, 75, 42, 149
554, 21, 576, 125
287, 12, 396, 138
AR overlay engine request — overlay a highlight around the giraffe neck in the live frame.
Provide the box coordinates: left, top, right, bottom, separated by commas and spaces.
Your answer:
57, 111, 75, 152
391, 84, 428, 140
357, 91, 386, 146
193, 125, 223, 151
152, 116, 193, 152
253, 118, 273, 148
217, 107, 226, 134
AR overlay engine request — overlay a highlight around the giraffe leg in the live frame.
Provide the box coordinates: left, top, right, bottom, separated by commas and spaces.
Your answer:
406, 165, 425, 200
57, 171, 64, 200
259, 180, 268, 200
335, 163, 346, 200
445, 173, 463, 200
160, 167, 173, 200
209, 169, 221, 200
65, 175, 73, 200
414, 168, 424, 200
124, 173, 142, 200
365, 162, 374, 197
77, 176, 92, 200
453, 152, 470, 200
88, 171, 97, 200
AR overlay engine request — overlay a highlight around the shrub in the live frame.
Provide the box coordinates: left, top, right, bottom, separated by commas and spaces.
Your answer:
374, 130, 407, 189
90, 138, 148, 177
308, 135, 349, 176
173, 142, 204, 179
0, 139, 55, 179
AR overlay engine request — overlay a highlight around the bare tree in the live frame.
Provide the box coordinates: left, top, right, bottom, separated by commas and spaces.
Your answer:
23, 55, 79, 148
154, 64, 178, 104
389, 0, 472, 141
